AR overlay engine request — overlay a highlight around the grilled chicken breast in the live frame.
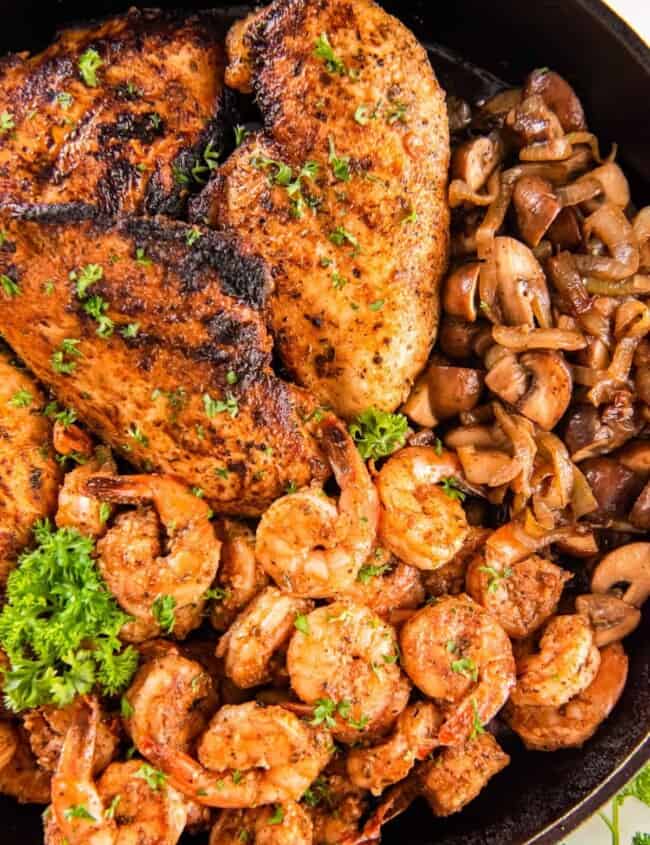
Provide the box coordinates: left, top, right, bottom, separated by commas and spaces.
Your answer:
0, 207, 326, 515
0, 351, 60, 581
193, 0, 450, 417
0, 8, 231, 217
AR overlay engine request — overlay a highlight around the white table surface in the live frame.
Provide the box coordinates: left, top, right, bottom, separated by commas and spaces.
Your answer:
534, 4, 649, 843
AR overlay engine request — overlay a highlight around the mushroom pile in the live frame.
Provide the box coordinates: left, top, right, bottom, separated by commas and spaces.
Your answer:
404, 69, 649, 670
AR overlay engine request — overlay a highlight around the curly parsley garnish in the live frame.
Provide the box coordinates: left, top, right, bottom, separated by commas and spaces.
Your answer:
0, 521, 138, 711
349, 407, 408, 461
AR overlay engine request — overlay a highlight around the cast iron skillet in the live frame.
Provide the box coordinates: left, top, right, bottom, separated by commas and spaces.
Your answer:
0, 1, 648, 843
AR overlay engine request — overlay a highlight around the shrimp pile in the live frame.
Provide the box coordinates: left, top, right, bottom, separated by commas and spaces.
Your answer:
0, 58, 648, 845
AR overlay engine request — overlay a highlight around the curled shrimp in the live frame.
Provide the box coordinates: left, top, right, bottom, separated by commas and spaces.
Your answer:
210, 520, 268, 632
50, 697, 190, 845
346, 701, 442, 795
24, 702, 120, 775
209, 801, 312, 844
86, 474, 222, 641
399, 594, 515, 746
138, 702, 332, 808
420, 732, 510, 816
52, 421, 94, 460
504, 642, 628, 750
255, 418, 379, 597
306, 765, 368, 845
56, 447, 116, 539
339, 548, 425, 619
216, 587, 313, 689
375, 446, 470, 570
0, 723, 51, 804
466, 552, 571, 640
124, 653, 218, 755
510, 614, 601, 707
287, 601, 409, 743
466, 520, 572, 639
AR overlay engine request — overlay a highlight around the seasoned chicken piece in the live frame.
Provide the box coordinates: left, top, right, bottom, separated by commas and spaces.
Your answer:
193, 0, 450, 417
0, 208, 326, 515
0, 350, 60, 581
0, 8, 231, 216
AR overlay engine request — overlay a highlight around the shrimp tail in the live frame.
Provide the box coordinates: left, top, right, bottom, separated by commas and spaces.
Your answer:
84, 474, 153, 505
137, 737, 258, 808
52, 696, 115, 844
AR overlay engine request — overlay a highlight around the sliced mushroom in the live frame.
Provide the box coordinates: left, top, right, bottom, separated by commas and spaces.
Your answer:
515, 351, 573, 430
444, 422, 510, 451
630, 481, 650, 530
513, 175, 561, 247
618, 440, 650, 478
402, 374, 437, 427
507, 94, 572, 161
424, 365, 484, 421
491, 236, 552, 327
591, 542, 650, 607
575, 594, 641, 646
581, 457, 645, 521
547, 208, 583, 251
546, 251, 592, 316
522, 69, 587, 133
442, 263, 481, 322
457, 445, 521, 486
438, 317, 484, 360
555, 528, 599, 557
451, 133, 504, 192
484, 348, 528, 405
634, 339, 650, 404
473, 88, 522, 131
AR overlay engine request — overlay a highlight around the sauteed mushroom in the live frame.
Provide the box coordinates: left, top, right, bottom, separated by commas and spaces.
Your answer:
591, 543, 650, 607
522, 68, 586, 133
576, 593, 641, 646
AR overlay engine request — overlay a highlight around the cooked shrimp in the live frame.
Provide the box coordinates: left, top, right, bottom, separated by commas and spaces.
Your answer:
307, 766, 368, 845
287, 601, 409, 743
24, 702, 120, 775
0, 353, 60, 581
51, 697, 189, 845
399, 595, 515, 746
346, 701, 442, 795
255, 418, 379, 597
124, 654, 218, 755
510, 614, 601, 707
420, 732, 510, 816
209, 801, 312, 845
339, 547, 425, 619
375, 446, 470, 570
138, 702, 332, 808
504, 642, 628, 750
0, 721, 18, 770
56, 447, 116, 538
216, 587, 313, 689
86, 474, 222, 641
466, 552, 571, 639
422, 527, 491, 598
210, 520, 268, 632
52, 421, 94, 459
0, 723, 51, 804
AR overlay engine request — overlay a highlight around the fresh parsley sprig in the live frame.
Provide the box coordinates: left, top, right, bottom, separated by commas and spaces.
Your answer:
0, 521, 138, 711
